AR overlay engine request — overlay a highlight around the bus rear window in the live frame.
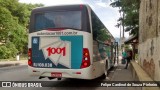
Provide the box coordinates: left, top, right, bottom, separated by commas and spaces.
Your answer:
34, 11, 81, 31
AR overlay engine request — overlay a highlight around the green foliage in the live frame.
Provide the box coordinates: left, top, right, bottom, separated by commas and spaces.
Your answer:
0, 46, 8, 59
110, 0, 140, 35
124, 45, 131, 51
9, 24, 28, 53
92, 12, 104, 40
0, 42, 18, 59
0, 0, 43, 59
97, 29, 110, 41
91, 11, 111, 42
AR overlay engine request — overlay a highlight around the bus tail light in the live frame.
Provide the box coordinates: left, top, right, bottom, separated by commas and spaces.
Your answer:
80, 4, 83, 9
81, 48, 90, 69
28, 48, 33, 66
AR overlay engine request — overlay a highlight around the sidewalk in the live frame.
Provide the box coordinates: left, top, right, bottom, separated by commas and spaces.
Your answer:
109, 64, 141, 90
111, 64, 133, 81
0, 60, 27, 67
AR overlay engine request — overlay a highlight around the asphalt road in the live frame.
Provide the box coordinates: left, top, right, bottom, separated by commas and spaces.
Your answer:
0, 65, 117, 90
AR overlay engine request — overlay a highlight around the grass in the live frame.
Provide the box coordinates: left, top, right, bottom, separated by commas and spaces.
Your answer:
0, 54, 28, 62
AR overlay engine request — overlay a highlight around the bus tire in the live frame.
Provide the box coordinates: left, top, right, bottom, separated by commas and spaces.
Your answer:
104, 61, 109, 78
100, 61, 108, 79
101, 73, 106, 79
57, 78, 61, 80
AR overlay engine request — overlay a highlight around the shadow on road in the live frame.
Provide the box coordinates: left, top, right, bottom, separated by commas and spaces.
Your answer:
48, 78, 107, 90
48, 67, 117, 90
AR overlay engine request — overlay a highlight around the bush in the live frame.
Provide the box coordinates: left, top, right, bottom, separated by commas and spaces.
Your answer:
0, 46, 8, 59
0, 42, 18, 59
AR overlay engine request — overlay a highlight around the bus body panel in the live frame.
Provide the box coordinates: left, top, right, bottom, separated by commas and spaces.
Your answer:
28, 65, 95, 79
28, 29, 106, 79
28, 4, 112, 80
28, 29, 93, 69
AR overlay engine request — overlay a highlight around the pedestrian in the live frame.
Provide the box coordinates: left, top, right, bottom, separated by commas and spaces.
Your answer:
122, 50, 127, 64
124, 50, 132, 69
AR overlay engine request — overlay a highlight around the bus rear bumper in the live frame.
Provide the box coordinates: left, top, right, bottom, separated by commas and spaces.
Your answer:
28, 65, 96, 80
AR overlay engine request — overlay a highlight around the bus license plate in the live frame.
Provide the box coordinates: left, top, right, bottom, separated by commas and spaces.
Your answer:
51, 72, 62, 77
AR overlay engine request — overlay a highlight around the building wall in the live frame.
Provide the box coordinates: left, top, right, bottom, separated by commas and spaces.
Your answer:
139, 0, 160, 81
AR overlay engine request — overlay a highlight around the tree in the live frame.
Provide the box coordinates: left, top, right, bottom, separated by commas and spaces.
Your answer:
0, 0, 43, 59
0, 6, 17, 43
91, 11, 111, 42
97, 29, 111, 41
110, 0, 140, 36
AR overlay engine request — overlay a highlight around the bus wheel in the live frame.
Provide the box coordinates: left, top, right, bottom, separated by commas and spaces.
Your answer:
106, 61, 109, 75
101, 72, 107, 79
100, 67, 108, 79
101, 61, 108, 79
57, 78, 61, 80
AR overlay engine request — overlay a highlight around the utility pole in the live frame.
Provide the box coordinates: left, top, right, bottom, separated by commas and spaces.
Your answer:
122, 12, 125, 52
122, 12, 124, 38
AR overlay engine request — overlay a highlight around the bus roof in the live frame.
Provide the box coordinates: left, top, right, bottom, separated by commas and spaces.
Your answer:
32, 4, 90, 13
31, 4, 115, 41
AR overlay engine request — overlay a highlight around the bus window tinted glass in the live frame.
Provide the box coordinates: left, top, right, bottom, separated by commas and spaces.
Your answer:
35, 11, 81, 30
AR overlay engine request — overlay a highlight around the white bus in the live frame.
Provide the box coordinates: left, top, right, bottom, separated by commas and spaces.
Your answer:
28, 4, 115, 80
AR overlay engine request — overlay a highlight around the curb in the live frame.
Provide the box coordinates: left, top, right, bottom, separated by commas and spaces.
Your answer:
130, 61, 160, 90
0, 60, 27, 68
0, 63, 21, 68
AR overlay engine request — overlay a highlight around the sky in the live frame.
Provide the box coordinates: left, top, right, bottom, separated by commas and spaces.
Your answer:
19, 0, 129, 38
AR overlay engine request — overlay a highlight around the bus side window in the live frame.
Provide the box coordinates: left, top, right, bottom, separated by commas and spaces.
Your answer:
98, 43, 107, 60
93, 41, 100, 62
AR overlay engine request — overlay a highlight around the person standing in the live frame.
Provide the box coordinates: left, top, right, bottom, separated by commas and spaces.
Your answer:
124, 50, 132, 69
122, 51, 127, 64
